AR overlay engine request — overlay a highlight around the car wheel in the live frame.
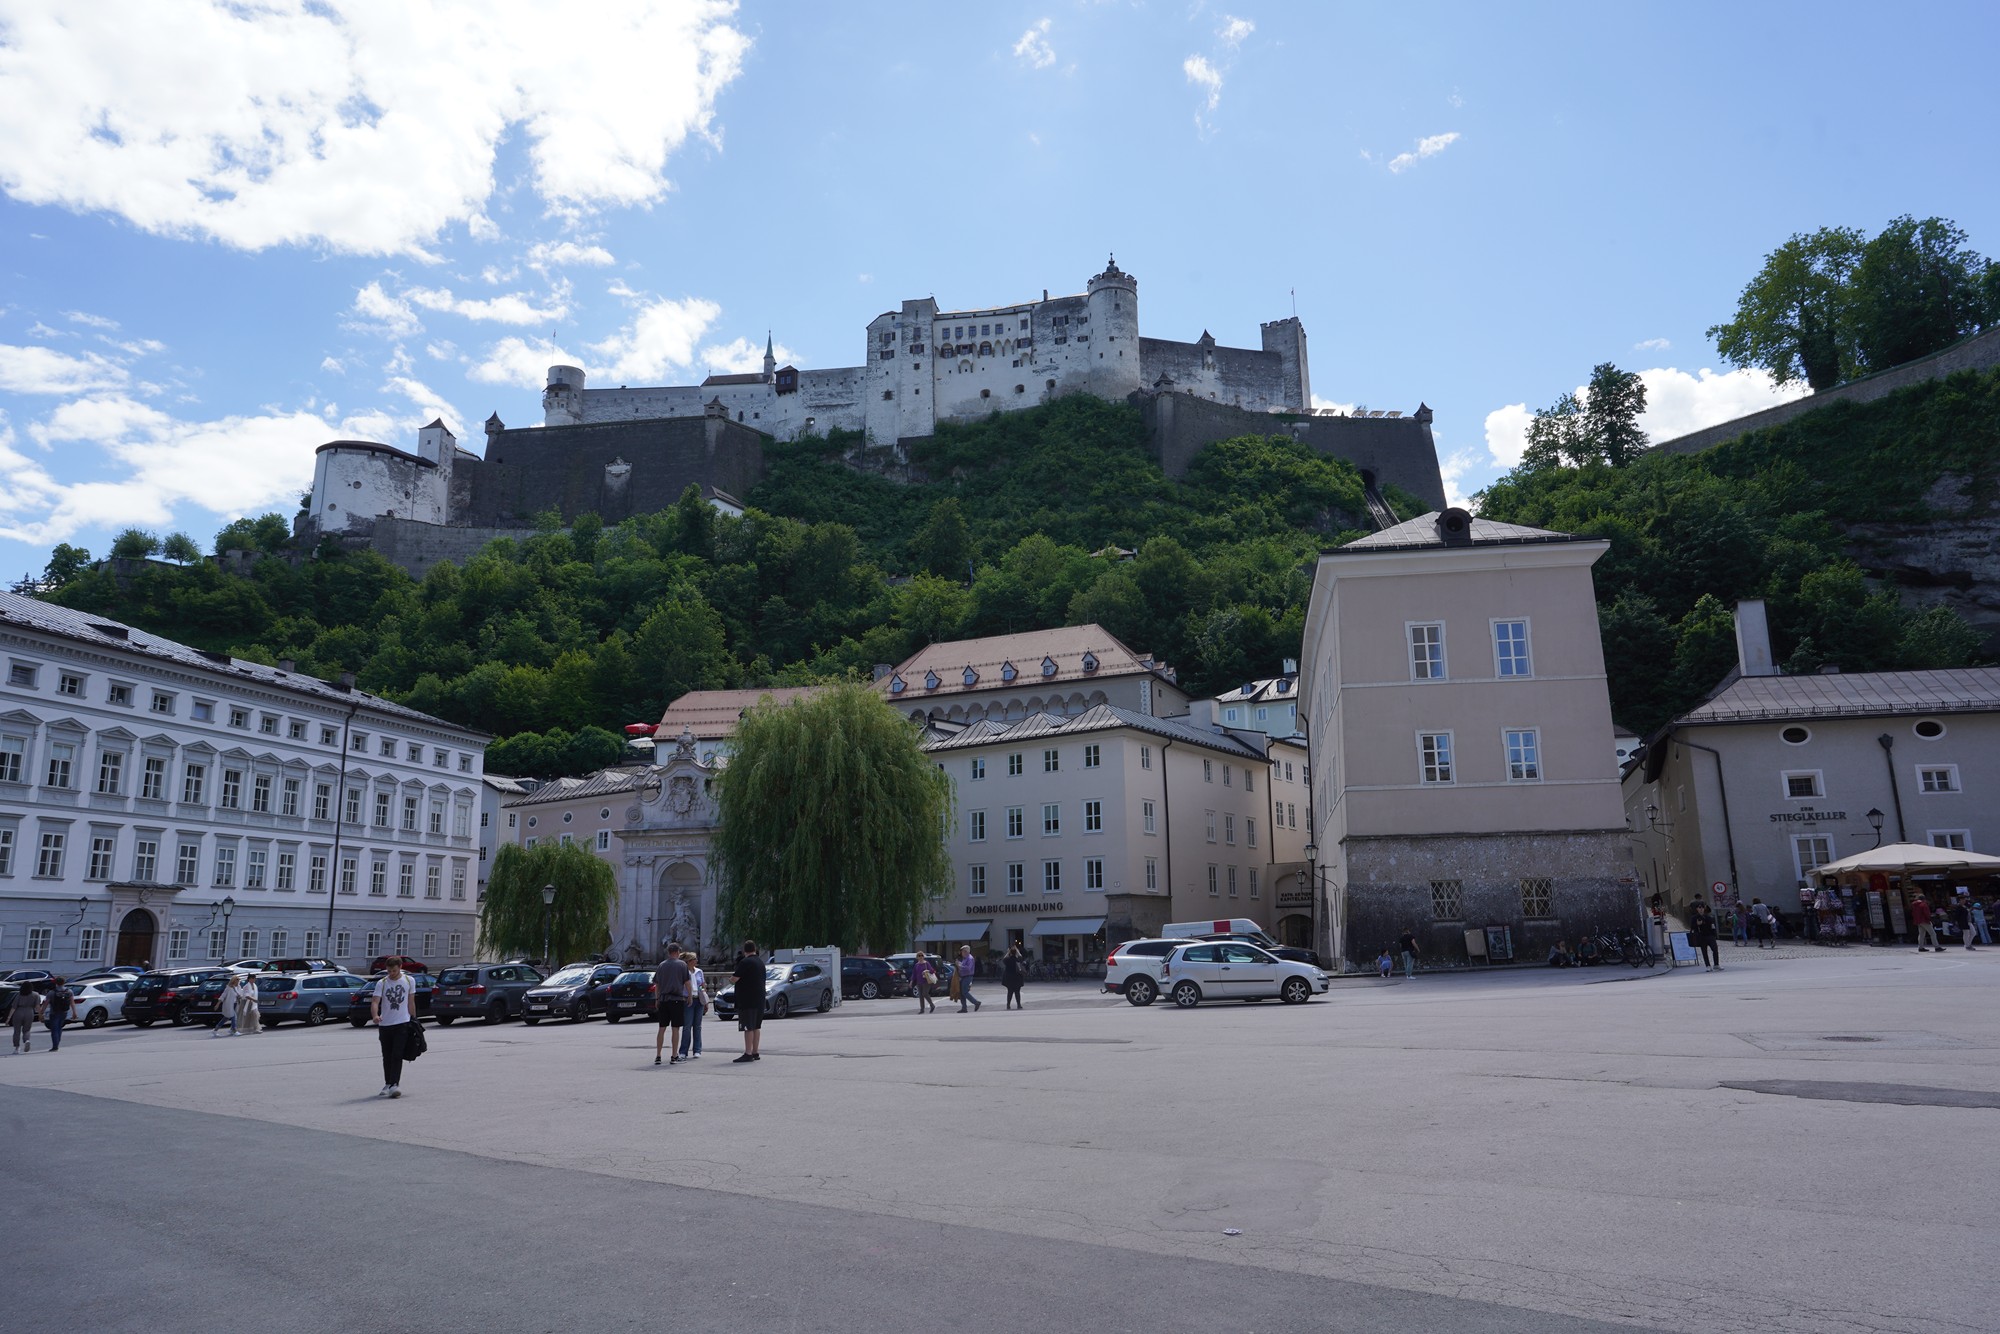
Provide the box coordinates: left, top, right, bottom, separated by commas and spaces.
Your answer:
770, 994, 790, 1020
859, 979, 880, 1000
434, 1015, 457, 1026
132, 1018, 155, 1028
263, 1018, 281, 1028
305, 1003, 329, 1026
523, 1015, 540, 1026
84, 1007, 109, 1029
571, 1000, 589, 1023
485, 1002, 505, 1025
1280, 976, 1312, 1005
1171, 980, 1202, 1009
1125, 976, 1158, 1007
349, 1015, 369, 1028
605, 1011, 621, 1024
169, 1005, 191, 1027
817, 988, 833, 1012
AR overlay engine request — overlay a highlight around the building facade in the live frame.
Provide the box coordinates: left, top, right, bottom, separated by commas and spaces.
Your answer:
1623, 605, 2000, 926
0, 592, 487, 972
1300, 511, 1635, 969
880, 623, 1189, 725
1214, 665, 1303, 738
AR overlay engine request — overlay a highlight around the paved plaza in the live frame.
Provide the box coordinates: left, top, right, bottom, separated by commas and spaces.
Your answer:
5, 947, 1997, 1333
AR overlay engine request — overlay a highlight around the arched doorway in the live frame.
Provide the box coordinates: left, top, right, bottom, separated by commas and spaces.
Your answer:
1276, 913, 1313, 950
116, 908, 158, 966
655, 861, 704, 958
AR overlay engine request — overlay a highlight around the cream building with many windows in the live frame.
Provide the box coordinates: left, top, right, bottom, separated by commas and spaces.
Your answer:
0, 592, 487, 972
1299, 511, 1634, 969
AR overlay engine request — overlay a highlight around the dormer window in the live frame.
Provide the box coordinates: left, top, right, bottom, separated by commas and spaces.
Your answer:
1000, 661, 1018, 684
1041, 656, 1057, 678
923, 670, 941, 691
963, 666, 979, 686
889, 675, 906, 695
1080, 651, 1099, 674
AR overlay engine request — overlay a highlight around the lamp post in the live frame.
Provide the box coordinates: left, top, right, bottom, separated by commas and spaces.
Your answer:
220, 895, 236, 960
541, 883, 557, 967
1302, 842, 1320, 968
1867, 808, 1885, 849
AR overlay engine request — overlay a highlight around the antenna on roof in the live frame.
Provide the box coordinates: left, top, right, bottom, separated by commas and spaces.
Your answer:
1291, 287, 1296, 318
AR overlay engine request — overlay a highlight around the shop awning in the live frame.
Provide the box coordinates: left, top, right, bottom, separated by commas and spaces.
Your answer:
1028, 917, 1105, 937
1816, 842, 2000, 876
916, 922, 992, 943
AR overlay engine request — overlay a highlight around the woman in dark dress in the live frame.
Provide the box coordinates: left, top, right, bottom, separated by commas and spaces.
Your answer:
1002, 944, 1026, 1009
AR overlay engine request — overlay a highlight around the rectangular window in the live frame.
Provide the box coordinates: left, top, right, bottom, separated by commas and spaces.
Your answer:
362, 930, 380, 958
1084, 857, 1103, 891
1207, 865, 1219, 897
289, 721, 306, 741
181, 763, 206, 805
1203, 759, 1213, 783
451, 864, 467, 900
109, 683, 133, 707
369, 860, 387, 896
367, 791, 387, 827
322, 727, 337, 747
1084, 799, 1102, 833
141, 756, 165, 800
87, 834, 114, 879
1249, 868, 1260, 899
1521, 877, 1554, 919
1919, 766, 1959, 794
340, 856, 358, 895
1205, 810, 1217, 843
269, 928, 288, 956
251, 774, 272, 813
261, 715, 278, 736
1083, 744, 1101, 769
401, 795, 418, 831
1419, 733, 1454, 784
132, 838, 157, 882
1285, 762, 1294, 782
229, 707, 248, 729
0, 736, 23, 784
1007, 863, 1024, 896
1410, 623, 1446, 680
392, 932, 408, 959
1504, 729, 1542, 781
1142, 800, 1156, 835
429, 802, 444, 835
45, 741, 75, 789
970, 757, 985, 780
1145, 856, 1158, 891
310, 783, 330, 821
459, 755, 472, 773
96, 750, 123, 795
969, 865, 987, 896
0, 828, 13, 875
1223, 765, 1232, 787
1494, 620, 1532, 677
309, 854, 327, 894
1224, 814, 1236, 845
1783, 771, 1823, 800
207, 929, 225, 960
1043, 748, 1060, 773
397, 861, 414, 898
33, 830, 64, 877
1043, 860, 1061, 894
304, 929, 322, 957
969, 811, 986, 842
1141, 746, 1151, 771
1793, 835, 1834, 879
426, 864, 441, 899
1042, 803, 1060, 836
218, 768, 241, 808
167, 927, 189, 961
1227, 866, 1238, 898
212, 845, 235, 887
335, 931, 351, 958
239, 928, 258, 958
282, 778, 301, 817
1244, 769, 1253, 793
422, 931, 436, 957
454, 804, 470, 837
1930, 831, 1971, 851
1288, 802, 1298, 828
151, 691, 175, 715
346, 788, 363, 824
1006, 806, 1024, 839
379, 738, 395, 757
407, 743, 421, 762
276, 851, 296, 891
1007, 753, 1023, 777
78, 923, 104, 960
245, 847, 266, 888
26, 926, 53, 961
57, 672, 82, 696
448, 931, 463, 957
192, 701, 213, 723
1430, 878, 1464, 920
595, 829, 610, 851
1246, 817, 1257, 848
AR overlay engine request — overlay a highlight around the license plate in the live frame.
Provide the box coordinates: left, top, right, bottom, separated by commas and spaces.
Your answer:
445, 990, 461, 996
529, 1003, 548, 1009
616, 1001, 637, 1009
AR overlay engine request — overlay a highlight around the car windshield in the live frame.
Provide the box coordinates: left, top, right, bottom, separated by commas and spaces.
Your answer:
765, 965, 788, 981
437, 969, 479, 985
545, 967, 595, 986
613, 972, 651, 985
130, 977, 167, 993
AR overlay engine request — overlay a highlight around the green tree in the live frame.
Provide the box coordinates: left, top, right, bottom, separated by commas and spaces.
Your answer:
1849, 215, 1995, 372
714, 682, 953, 955
894, 573, 972, 646
41, 544, 91, 588
110, 528, 161, 560
160, 532, 202, 564
1583, 363, 1648, 467
214, 513, 293, 554
1708, 226, 1866, 389
479, 841, 618, 965
1521, 391, 1588, 470
908, 497, 973, 578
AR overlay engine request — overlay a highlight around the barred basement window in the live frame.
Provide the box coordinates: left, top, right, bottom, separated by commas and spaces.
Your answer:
1520, 877, 1554, 919
1429, 879, 1463, 920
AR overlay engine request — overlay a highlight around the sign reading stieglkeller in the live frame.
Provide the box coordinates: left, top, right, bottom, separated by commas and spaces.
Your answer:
1769, 806, 1847, 824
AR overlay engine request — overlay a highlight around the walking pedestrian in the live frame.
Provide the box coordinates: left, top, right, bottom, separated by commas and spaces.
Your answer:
238, 974, 262, 1035
370, 958, 416, 1098
1731, 902, 1749, 947
1397, 928, 1420, 979
1690, 899, 1721, 972
956, 944, 982, 1012
8, 984, 41, 1053
653, 944, 691, 1066
210, 974, 238, 1037
913, 954, 936, 1014
1974, 900, 1992, 947
42, 978, 75, 1051
1002, 944, 1025, 1010
677, 954, 707, 1060
1951, 899, 1978, 951
731, 940, 765, 1063
1912, 895, 1940, 952
1748, 898, 1774, 949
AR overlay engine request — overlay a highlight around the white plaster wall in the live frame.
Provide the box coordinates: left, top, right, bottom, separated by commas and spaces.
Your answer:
313, 449, 446, 533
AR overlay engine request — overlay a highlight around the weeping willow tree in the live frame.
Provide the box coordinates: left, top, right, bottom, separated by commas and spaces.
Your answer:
714, 681, 954, 955
479, 841, 618, 964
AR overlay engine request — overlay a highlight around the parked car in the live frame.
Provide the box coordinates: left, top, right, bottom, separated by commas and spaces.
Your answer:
123, 968, 231, 1026
224, 958, 272, 975
602, 970, 659, 1023
345, 972, 439, 1027
264, 957, 333, 974
523, 963, 625, 1024
840, 955, 904, 1000
368, 955, 428, 975
1153, 941, 1329, 1008
714, 961, 833, 1021
1162, 917, 1321, 968
0, 968, 55, 991
428, 963, 544, 1025
258, 971, 372, 1026
72, 977, 135, 1027
1103, 938, 1198, 1006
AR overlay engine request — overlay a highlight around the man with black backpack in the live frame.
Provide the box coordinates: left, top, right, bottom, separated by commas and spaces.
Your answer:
731, 940, 764, 1064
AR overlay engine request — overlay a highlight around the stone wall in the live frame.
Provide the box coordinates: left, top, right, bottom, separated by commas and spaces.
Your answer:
1340, 828, 1637, 969
1137, 390, 1447, 508
1653, 326, 2000, 456
363, 519, 530, 580
466, 416, 765, 526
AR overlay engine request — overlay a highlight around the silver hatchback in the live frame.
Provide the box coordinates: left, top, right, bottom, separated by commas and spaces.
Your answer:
257, 972, 371, 1026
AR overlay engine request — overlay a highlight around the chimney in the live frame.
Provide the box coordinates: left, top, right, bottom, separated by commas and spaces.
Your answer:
335, 671, 357, 691
1188, 700, 1216, 729
1435, 508, 1474, 546
277, 658, 296, 674
1733, 600, 1777, 678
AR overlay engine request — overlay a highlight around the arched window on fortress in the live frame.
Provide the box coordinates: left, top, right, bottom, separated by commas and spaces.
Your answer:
978, 342, 992, 357
959, 360, 973, 373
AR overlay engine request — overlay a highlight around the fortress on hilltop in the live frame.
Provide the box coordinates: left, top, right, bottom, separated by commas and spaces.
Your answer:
303, 257, 1446, 576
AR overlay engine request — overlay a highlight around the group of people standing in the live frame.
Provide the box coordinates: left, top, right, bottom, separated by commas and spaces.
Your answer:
653, 940, 766, 1066
7, 979, 73, 1053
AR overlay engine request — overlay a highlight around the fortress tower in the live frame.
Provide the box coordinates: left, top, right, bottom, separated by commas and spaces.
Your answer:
1259, 316, 1311, 412
1085, 255, 1143, 400
543, 364, 586, 426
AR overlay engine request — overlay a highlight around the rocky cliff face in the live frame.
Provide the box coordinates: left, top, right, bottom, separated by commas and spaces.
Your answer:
1848, 473, 2000, 653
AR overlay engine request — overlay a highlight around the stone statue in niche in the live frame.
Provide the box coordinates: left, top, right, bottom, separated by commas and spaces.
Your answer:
667, 891, 700, 954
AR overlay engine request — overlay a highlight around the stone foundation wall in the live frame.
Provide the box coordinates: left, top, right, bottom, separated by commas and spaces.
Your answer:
1137, 391, 1446, 508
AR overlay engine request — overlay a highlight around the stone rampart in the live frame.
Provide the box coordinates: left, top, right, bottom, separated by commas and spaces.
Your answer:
467, 416, 765, 526
1137, 391, 1446, 509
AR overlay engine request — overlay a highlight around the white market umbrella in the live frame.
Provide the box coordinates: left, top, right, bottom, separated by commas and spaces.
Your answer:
1815, 842, 2000, 876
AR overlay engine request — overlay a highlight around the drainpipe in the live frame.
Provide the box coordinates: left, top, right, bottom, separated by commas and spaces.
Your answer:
1158, 740, 1173, 917
1680, 738, 1739, 913
1877, 734, 1906, 842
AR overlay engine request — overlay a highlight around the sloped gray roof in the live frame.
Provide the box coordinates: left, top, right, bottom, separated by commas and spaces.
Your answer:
1680, 667, 2000, 725
921, 703, 1263, 759
1334, 512, 1580, 552
0, 591, 484, 735
501, 766, 658, 808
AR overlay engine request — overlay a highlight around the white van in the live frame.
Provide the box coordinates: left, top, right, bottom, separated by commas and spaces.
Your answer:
1161, 918, 1320, 967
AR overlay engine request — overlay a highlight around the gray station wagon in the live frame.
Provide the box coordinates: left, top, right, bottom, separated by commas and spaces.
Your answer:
430, 963, 545, 1024
256, 972, 371, 1026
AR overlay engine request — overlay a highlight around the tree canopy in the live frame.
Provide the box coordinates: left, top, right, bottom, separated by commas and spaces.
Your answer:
712, 682, 954, 955
480, 840, 618, 965
1521, 363, 1648, 470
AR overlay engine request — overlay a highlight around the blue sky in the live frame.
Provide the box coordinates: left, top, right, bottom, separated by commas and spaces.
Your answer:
1, 1, 1996, 575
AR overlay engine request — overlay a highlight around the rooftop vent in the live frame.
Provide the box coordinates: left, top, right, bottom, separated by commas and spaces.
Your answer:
91, 623, 129, 639
1435, 508, 1474, 546
335, 671, 356, 691
199, 649, 232, 664
277, 659, 295, 674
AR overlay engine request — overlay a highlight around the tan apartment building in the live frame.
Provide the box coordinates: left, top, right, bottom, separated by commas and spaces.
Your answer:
881, 624, 1190, 723
1300, 510, 1634, 968
502, 767, 656, 862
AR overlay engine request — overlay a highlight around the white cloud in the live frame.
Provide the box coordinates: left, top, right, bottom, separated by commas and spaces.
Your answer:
320, 356, 347, 374
526, 240, 615, 271
348, 282, 421, 337
587, 296, 722, 383
1634, 337, 1671, 352
65, 310, 119, 330
1483, 401, 1535, 470
1388, 131, 1460, 173
405, 283, 570, 325
1013, 18, 1056, 69
1216, 15, 1254, 46
699, 336, 796, 375
425, 340, 458, 361
1310, 393, 1357, 415
0, 343, 129, 394
469, 336, 578, 388
0, 1, 751, 258
1437, 446, 1481, 511
1482, 365, 1809, 470
26, 321, 64, 339
1184, 54, 1224, 112
857, 273, 873, 284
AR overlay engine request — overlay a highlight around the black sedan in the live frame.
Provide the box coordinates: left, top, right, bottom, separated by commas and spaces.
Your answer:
602, 970, 658, 1023
522, 962, 624, 1024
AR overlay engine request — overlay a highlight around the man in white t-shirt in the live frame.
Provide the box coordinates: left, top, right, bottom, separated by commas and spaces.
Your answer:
370, 960, 416, 1098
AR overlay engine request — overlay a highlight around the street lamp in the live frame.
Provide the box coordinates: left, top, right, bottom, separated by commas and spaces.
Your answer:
1301, 842, 1319, 966
1867, 808, 1885, 848
541, 883, 557, 966
220, 895, 236, 959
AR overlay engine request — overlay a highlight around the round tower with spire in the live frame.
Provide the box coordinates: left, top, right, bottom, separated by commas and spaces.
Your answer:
1085, 254, 1142, 399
